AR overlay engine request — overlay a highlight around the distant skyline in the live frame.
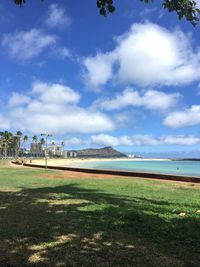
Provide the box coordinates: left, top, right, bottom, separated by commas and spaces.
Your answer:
0, 1, 200, 155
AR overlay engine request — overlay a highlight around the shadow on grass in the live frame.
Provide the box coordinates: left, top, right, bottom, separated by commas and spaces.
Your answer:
0, 184, 199, 267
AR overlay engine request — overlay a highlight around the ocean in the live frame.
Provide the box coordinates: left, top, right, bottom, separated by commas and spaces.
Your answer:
70, 159, 200, 177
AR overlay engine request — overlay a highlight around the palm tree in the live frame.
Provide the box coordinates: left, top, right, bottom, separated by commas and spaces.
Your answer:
39, 138, 45, 157
0, 132, 4, 157
0, 131, 13, 158
16, 131, 23, 136
31, 136, 38, 157
23, 135, 28, 144
15, 131, 23, 157
32, 135, 37, 143
21, 135, 28, 156
40, 138, 45, 147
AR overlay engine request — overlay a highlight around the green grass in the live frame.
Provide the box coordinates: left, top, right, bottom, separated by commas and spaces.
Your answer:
0, 161, 200, 266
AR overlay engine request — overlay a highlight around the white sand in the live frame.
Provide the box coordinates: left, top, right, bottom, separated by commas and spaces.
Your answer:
27, 157, 171, 167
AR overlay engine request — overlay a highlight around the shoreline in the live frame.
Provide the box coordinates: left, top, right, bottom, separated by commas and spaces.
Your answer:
22, 157, 200, 179
30, 157, 172, 167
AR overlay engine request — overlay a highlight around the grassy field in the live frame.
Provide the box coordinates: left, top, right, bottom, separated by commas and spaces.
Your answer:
0, 161, 200, 266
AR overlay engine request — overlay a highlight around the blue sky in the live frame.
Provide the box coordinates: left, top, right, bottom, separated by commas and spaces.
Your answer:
0, 0, 200, 154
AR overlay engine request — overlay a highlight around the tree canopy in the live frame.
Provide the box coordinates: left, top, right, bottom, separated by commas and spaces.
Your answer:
14, 0, 200, 26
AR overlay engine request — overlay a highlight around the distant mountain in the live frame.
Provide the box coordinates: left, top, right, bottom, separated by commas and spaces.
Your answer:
72, 146, 127, 158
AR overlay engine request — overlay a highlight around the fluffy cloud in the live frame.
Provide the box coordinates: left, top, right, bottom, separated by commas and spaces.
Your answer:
83, 22, 200, 89
164, 105, 200, 128
7, 82, 115, 134
62, 134, 200, 147
83, 53, 114, 89
44, 4, 72, 29
65, 137, 85, 147
95, 88, 181, 111
90, 134, 132, 146
31, 82, 80, 105
2, 29, 56, 61
51, 47, 71, 59
89, 134, 200, 147
8, 92, 30, 107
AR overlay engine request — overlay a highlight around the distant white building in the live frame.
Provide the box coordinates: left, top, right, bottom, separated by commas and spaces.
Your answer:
63, 150, 77, 158
128, 154, 142, 158
47, 145, 64, 157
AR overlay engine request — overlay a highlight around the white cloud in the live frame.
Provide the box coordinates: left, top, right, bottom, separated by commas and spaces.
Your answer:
83, 53, 114, 89
65, 137, 85, 147
164, 105, 200, 128
7, 82, 115, 134
83, 22, 200, 89
31, 81, 80, 105
63, 134, 200, 147
161, 135, 200, 146
8, 92, 30, 107
0, 115, 10, 129
91, 134, 133, 146
51, 47, 71, 59
89, 134, 200, 147
96, 88, 181, 111
45, 4, 72, 29
91, 134, 125, 147
131, 135, 200, 146
2, 29, 56, 61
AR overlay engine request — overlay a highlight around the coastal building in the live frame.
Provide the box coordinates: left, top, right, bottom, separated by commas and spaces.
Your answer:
128, 154, 135, 158
47, 145, 64, 157
128, 153, 143, 158
64, 150, 78, 158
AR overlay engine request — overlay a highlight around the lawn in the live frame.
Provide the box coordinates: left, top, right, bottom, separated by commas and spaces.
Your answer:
0, 161, 200, 266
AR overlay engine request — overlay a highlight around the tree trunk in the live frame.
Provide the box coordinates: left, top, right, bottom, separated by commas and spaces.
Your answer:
4, 144, 7, 158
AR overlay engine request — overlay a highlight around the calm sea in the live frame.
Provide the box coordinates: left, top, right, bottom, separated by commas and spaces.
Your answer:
70, 159, 200, 177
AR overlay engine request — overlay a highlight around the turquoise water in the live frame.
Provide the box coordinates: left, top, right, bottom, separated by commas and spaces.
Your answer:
71, 160, 200, 177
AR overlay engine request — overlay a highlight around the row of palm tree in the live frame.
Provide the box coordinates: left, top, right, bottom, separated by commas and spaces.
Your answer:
32, 135, 46, 147
0, 131, 13, 158
0, 131, 29, 158
0, 131, 65, 158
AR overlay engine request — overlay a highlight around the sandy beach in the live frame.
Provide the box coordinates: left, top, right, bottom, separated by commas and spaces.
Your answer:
29, 157, 171, 167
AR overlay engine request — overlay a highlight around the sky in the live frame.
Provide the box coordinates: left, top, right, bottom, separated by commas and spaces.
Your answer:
0, 0, 200, 155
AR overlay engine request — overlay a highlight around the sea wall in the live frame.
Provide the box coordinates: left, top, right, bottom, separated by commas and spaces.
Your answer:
12, 160, 200, 183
